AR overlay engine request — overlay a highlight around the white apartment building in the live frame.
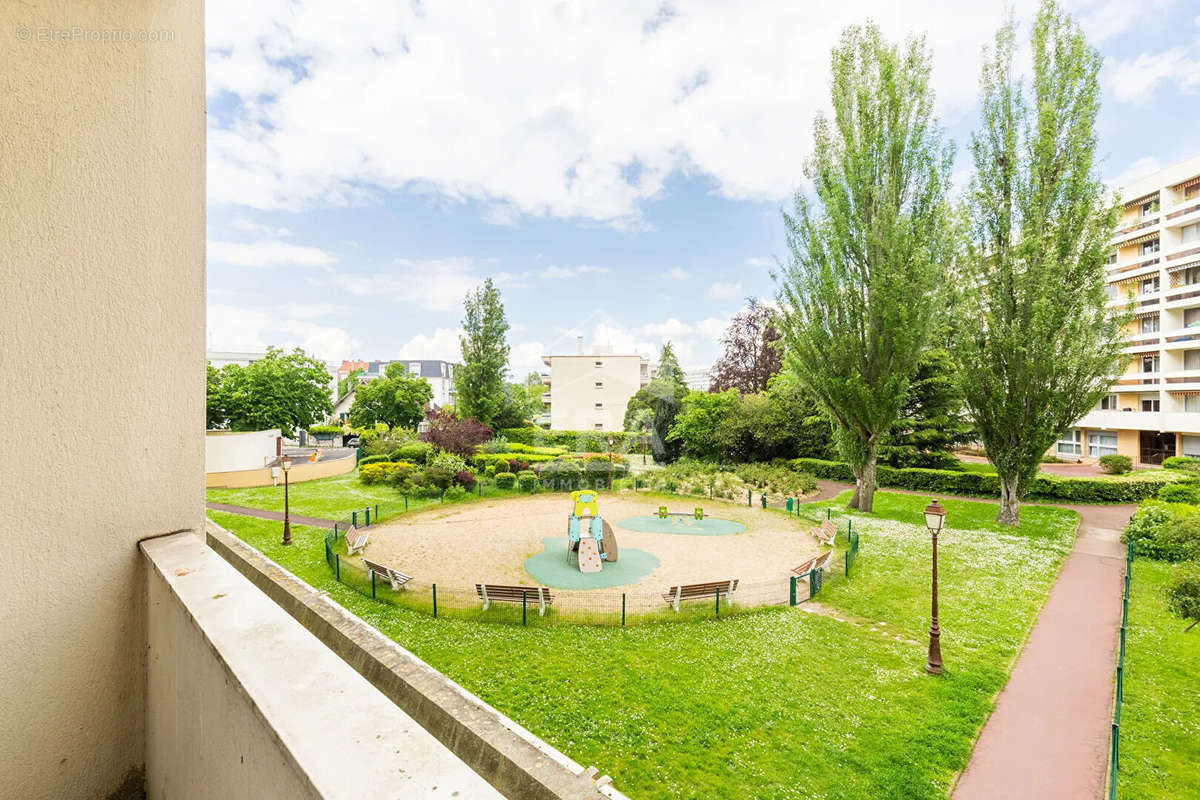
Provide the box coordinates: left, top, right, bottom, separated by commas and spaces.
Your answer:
542, 338, 652, 431
684, 367, 714, 392
1064, 155, 1200, 464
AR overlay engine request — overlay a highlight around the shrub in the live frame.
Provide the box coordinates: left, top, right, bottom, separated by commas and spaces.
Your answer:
495, 472, 517, 489
479, 436, 510, 454
791, 457, 1193, 503
1163, 456, 1200, 472
537, 460, 585, 490
358, 461, 413, 486
430, 450, 469, 476
414, 466, 455, 492
1098, 454, 1133, 475
484, 464, 496, 478
1158, 483, 1200, 504
443, 485, 469, 502
455, 469, 477, 490
392, 442, 432, 464
1040, 454, 1065, 464
1166, 567, 1200, 629
494, 459, 511, 474
421, 408, 493, 456
471, 452, 559, 468
358, 454, 392, 466
1125, 501, 1200, 561
517, 469, 538, 492
308, 424, 343, 436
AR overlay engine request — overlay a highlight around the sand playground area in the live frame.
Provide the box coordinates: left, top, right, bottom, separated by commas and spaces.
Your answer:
349, 491, 825, 603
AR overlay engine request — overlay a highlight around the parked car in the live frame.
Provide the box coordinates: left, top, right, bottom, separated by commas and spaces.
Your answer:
344, 435, 360, 447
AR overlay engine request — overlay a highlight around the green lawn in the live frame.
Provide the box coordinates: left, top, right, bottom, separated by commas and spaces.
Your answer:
1116, 558, 1200, 799
208, 486, 1081, 799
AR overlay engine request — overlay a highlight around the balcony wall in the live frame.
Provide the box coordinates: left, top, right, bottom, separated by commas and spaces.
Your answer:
143, 532, 506, 800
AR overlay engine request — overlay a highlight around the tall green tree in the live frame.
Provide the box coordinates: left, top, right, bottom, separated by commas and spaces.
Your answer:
656, 340, 687, 389
880, 348, 974, 469
206, 347, 334, 434
668, 390, 740, 461
457, 278, 510, 426
337, 367, 363, 400
775, 23, 954, 511
492, 382, 538, 429
206, 363, 227, 429
347, 362, 433, 430
956, 1, 1124, 525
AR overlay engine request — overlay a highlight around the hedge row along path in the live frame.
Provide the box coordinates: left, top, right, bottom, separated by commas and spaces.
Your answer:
205, 501, 338, 529
807, 478, 1132, 800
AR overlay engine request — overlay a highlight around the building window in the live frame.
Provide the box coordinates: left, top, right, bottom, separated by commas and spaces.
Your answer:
409, 362, 420, 374
1186, 184, 1200, 202
1141, 276, 1160, 295
1141, 316, 1159, 333
1186, 396, 1200, 413
1141, 200, 1159, 218
1142, 238, 1160, 255
1099, 394, 1119, 410
1183, 222, 1200, 245
1184, 266, 1200, 287
1187, 308, 1200, 328
594, 361, 603, 368
593, 423, 604, 430
1142, 397, 1161, 412
1056, 430, 1082, 456
1142, 355, 1160, 373
1186, 350, 1200, 370
594, 381, 603, 389
594, 402, 603, 410
1184, 434, 1200, 456
1105, 251, 1117, 265
1088, 432, 1118, 457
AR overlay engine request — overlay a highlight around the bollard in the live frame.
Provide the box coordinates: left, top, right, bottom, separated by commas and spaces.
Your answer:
371, 569, 376, 599
365, 507, 370, 526
826, 507, 831, 520
786, 497, 794, 514
715, 587, 720, 618
789, 575, 797, 606
760, 492, 767, 509
404, 495, 408, 512
432, 583, 438, 618
522, 590, 528, 626
622, 593, 626, 626
335, 554, 340, 581
374, 504, 378, 521
352, 511, 358, 528
747, 489, 752, 506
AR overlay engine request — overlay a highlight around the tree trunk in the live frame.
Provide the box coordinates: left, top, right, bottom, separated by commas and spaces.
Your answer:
998, 474, 1021, 526
849, 457, 878, 512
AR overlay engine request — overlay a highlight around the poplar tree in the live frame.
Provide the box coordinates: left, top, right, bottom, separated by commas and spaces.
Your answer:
957, 1, 1124, 525
775, 23, 953, 511
457, 278, 510, 426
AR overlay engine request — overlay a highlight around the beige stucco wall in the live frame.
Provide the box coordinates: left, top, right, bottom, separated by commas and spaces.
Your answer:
0, 2, 205, 798
206, 453, 358, 489
548, 354, 646, 431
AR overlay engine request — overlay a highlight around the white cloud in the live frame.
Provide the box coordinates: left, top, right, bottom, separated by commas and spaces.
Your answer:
509, 341, 548, 378
744, 257, 774, 269
640, 318, 694, 338
230, 217, 293, 237
399, 327, 464, 361
1108, 156, 1163, 193
1107, 48, 1200, 104
332, 258, 480, 312
697, 316, 730, 341
705, 281, 742, 301
207, 303, 357, 359
208, 239, 337, 268
277, 302, 350, 319
207, 0, 1145, 226
661, 267, 691, 280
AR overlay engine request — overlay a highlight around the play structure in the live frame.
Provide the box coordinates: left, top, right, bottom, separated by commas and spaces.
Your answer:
566, 490, 619, 573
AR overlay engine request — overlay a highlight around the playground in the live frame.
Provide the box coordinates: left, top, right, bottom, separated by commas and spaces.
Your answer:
358, 491, 824, 601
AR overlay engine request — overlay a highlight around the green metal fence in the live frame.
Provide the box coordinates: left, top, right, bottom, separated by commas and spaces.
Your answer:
323, 498, 864, 626
1109, 535, 1133, 799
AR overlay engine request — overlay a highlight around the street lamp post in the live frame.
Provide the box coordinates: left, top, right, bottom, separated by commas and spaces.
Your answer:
923, 499, 946, 675
281, 456, 293, 546
607, 435, 615, 490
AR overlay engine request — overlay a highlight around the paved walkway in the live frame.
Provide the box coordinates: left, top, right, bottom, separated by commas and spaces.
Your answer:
803, 479, 1131, 799
206, 501, 339, 529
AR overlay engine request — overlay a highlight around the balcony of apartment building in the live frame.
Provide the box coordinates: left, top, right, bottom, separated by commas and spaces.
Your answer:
1164, 173, 1200, 225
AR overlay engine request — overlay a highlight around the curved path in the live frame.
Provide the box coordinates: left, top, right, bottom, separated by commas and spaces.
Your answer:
807, 479, 1131, 800
205, 501, 338, 529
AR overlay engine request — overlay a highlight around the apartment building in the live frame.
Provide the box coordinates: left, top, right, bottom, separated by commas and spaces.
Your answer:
542, 338, 652, 430
1065, 155, 1200, 464
335, 358, 458, 413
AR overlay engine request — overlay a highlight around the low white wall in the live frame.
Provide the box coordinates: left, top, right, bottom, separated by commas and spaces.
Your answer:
141, 532, 503, 800
205, 429, 280, 473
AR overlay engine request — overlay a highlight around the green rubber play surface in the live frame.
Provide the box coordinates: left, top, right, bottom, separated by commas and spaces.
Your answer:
523, 537, 660, 589
616, 515, 746, 535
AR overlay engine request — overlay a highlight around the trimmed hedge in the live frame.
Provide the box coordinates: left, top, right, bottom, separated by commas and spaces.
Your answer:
790, 457, 1195, 503
1098, 454, 1133, 475
358, 454, 392, 466
495, 472, 516, 489
391, 442, 432, 464
1163, 456, 1200, 472
517, 469, 538, 492
497, 427, 644, 452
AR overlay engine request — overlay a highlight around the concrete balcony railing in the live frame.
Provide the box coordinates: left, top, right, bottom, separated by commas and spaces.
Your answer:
541, 393, 552, 404
1075, 409, 1162, 431
140, 528, 625, 800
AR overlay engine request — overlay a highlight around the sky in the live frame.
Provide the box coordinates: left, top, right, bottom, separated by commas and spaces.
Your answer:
205, 0, 1200, 378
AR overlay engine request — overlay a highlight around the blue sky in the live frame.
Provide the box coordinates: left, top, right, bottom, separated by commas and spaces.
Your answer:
205, 0, 1200, 377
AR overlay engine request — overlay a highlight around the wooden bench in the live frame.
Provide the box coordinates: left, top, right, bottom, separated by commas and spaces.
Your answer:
363, 559, 413, 591
791, 550, 833, 579
809, 518, 836, 547
476, 584, 554, 617
662, 579, 739, 612
344, 524, 369, 555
